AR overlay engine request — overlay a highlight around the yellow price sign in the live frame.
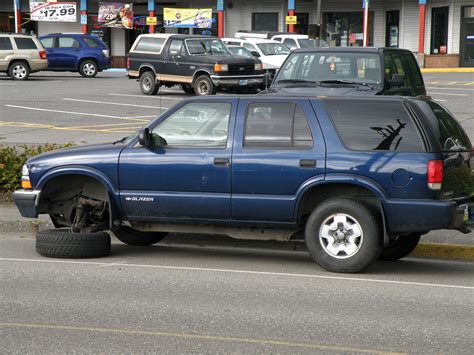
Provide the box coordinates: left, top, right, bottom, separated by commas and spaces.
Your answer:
286, 16, 297, 25
146, 17, 157, 25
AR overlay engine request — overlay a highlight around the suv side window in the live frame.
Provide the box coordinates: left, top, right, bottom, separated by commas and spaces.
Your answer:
58, 37, 80, 48
169, 39, 184, 56
83, 37, 101, 48
402, 52, 423, 87
244, 103, 313, 149
14, 37, 38, 50
0, 37, 13, 50
324, 99, 424, 152
135, 37, 165, 53
40, 37, 54, 48
152, 102, 231, 148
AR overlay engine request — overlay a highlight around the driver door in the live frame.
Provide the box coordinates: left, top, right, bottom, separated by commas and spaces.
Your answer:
119, 100, 235, 222
164, 39, 190, 82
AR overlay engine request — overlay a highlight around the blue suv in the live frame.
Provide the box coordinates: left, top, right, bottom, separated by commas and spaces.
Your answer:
39, 33, 111, 78
13, 96, 473, 273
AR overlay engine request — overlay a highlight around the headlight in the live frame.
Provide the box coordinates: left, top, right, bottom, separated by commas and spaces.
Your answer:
255, 63, 263, 71
214, 63, 228, 72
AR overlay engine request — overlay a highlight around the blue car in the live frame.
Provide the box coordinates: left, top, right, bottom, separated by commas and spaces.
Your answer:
39, 33, 111, 78
12, 96, 473, 273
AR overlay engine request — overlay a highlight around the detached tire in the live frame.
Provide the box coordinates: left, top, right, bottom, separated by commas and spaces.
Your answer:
193, 75, 216, 96
113, 226, 168, 246
36, 229, 111, 259
140, 71, 159, 95
379, 233, 421, 261
79, 60, 98, 78
305, 198, 383, 273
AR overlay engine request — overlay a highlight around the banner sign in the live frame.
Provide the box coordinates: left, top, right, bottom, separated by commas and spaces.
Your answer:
30, 2, 77, 22
98, 2, 133, 29
163, 8, 212, 28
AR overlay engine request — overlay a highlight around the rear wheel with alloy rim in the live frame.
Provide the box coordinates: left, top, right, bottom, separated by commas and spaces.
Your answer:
79, 60, 98, 78
193, 75, 216, 96
379, 233, 422, 261
305, 198, 382, 273
9, 61, 30, 80
140, 71, 159, 95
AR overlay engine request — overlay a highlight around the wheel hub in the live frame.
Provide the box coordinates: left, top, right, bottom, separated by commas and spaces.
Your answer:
319, 213, 363, 259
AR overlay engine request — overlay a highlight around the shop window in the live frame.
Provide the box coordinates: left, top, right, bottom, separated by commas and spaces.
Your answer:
252, 13, 278, 32
431, 7, 449, 54
322, 12, 374, 47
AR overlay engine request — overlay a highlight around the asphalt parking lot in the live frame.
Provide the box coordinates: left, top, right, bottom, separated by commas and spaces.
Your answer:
0, 71, 472, 145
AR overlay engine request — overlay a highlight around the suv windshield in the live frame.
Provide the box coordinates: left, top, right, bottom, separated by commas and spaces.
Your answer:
275, 52, 382, 85
256, 43, 291, 56
298, 38, 329, 48
186, 38, 230, 55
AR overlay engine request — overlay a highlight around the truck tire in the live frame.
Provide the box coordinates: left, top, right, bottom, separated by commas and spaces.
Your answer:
79, 60, 98, 78
36, 229, 111, 259
113, 226, 168, 246
193, 75, 216, 96
140, 71, 159, 95
9, 61, 30, 80
379, 233, 421, 261
305, 198, 382, 273
181, 84, 194, 95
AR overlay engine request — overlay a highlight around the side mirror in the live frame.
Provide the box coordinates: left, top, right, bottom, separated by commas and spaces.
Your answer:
138, 128, 152, 147
251, 51, 260, 58
388, 74, 405, 88
152, 134, 168, 147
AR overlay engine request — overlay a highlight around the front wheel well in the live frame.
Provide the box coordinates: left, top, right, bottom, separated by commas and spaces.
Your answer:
192, 70, 211, 84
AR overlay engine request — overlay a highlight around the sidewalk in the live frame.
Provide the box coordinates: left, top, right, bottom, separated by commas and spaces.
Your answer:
1, 203, 472, 261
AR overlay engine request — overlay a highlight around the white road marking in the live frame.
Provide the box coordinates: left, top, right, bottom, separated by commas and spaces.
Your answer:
428, 92, 468, 96
1, 257, 473, 290
427, 86, 474, 91
109, 93, 184, 100
5, 104, 147, 122
63, 98, 169, 110
433, 99, 447, 102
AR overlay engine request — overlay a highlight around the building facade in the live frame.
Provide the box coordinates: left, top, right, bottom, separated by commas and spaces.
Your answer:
1, 0, 473, 67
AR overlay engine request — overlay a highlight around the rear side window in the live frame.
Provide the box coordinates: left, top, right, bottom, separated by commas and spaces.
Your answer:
83, 37, 101, 48
134, 37, 165, 53
426, 101, 471, 151
0, 37, 13, 50
325, 99, 425, 152
58, 37, 80, 48
40, 37, 54, 48
14, 37, 38, 50
244, 103, 313, 149
402, 52, 423, 86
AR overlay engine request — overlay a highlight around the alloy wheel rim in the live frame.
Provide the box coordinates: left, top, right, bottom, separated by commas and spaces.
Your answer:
319, 213, 363, 259
83, 63, 96, 76
13, 65, 26, 79
143, 77, 152, 91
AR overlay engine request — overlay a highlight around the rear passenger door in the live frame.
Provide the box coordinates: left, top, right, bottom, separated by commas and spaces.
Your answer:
231, 99, 326, 223
0, 37, 14, 71
55, 36, 81, 69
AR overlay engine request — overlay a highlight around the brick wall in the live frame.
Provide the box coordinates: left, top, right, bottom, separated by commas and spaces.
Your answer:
424, 54, 460, 68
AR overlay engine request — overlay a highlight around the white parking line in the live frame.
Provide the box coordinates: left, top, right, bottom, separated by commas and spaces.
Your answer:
427, 86, 474, 91
63, 98, 169, 110
5, 104, 148, 122
1, 257, 472, 290
428, 92, 468, 96
109, 93, 184, 100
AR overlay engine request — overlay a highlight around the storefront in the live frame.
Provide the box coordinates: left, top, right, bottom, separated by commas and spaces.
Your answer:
3, 0, 474, 67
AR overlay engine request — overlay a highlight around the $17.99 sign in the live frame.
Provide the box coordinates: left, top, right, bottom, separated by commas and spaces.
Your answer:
30, 2, 77, 22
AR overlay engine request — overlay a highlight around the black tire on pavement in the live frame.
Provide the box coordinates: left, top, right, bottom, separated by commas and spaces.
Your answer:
379, 233, 422, 261
79, 60, 98, 78
9, 61, 30, 80
36, 229, 111, 259
181, 84, 195, 95
113, 226, 168, 246
193, 75, 216, 96
305, 198, 383, 273
140, 71, 159, 95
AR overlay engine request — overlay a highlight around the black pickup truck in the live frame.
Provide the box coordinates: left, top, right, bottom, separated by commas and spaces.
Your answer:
127, 34, 264, 95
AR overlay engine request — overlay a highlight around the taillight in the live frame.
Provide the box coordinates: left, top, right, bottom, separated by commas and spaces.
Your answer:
39, 50, 47, 60
427, 160, 443, 190
127, 57, 130, 69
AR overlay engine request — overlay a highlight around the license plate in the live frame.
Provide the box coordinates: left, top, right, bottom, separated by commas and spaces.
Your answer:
239, 80, 248, 86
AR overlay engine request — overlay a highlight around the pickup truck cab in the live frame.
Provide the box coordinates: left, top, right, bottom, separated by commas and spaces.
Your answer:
267, 47, 426, 97
128, 34, 264, 96
13, 96, 473, 273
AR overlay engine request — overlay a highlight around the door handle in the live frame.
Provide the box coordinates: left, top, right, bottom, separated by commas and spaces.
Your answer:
214, 157, 230, 166
299, 159, 316, 168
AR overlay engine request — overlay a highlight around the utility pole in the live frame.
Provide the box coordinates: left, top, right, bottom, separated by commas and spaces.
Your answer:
13, 0, 19, 33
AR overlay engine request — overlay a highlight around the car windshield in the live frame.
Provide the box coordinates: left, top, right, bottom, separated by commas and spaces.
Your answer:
256, 43, 291, 56
298, 38, 329, 48
275, 52, 382, 85
186, 38, 230, 55
228, 46, 254, 58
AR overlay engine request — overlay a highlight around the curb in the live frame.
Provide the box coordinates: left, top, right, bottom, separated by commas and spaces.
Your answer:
421, 68, 474, 73
412, 242, 474, 262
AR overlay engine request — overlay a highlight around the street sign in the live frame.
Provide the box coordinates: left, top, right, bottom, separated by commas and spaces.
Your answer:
146, 16, 157, 25
30, 2, 77, 22
286, 16, 297, 25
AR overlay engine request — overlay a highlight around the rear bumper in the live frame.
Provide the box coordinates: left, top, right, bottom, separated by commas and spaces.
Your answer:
30, 60, 49, 72
12, 190, 40, 218
383, 198, 474, 234
98, 58, 112, 71
211, 74, 263, 87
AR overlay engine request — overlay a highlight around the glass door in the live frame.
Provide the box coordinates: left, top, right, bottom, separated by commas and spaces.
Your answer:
385, 10, 400, 47
460, 6, 474, 67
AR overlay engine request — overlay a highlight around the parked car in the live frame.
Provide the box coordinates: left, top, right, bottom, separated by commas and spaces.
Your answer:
227, 45, 254, 59
0, 33, 48, 80
271, 34, 329, 49
38, 33, 111, 78
266, 47, 426, 96
13, 96, 473, 273
127, 34, 264, 96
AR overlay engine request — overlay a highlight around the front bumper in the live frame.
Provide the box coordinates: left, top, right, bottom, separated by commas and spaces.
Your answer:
12, 189, 40, 218
211, 74, 263, 87
383, 198, 474, 234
